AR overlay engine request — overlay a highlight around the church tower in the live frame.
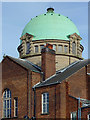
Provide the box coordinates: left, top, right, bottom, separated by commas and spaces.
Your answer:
18, 8, 84, 71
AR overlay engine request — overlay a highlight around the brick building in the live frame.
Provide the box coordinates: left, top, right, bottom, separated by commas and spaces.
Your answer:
0, 8, 90, 120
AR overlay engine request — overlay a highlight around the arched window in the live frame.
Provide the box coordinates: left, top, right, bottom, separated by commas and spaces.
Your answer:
72, 42, 76, 55
3, 89, 11, 118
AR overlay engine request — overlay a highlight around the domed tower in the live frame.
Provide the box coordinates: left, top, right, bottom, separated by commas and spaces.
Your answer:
18, 8, 84, 71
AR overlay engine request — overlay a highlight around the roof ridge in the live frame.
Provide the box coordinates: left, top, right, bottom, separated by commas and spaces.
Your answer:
24, 59, 41, 71
56, 60, 80, 74
7, 56, 41, 72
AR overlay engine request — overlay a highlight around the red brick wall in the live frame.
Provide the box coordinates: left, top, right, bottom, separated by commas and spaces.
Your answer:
35, 84, 60, 119
35, 65, 89, 119
67, 66, 87, 99
0, 57, 41, 119
87, 75, 90, 100
27, 71, 41, 118
81, 107, 90, 119
1, 57, 28, 119
67, 96, 78, 119
87, 64, 90, 73
41, 48, 56, 80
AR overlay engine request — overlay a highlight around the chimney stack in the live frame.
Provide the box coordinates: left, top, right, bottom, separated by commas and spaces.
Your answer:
41, 43, 56, 80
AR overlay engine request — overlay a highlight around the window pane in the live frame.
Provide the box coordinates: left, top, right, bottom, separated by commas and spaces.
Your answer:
58, 45, 63, 53
35, 46, 38, 53
3, 100, 6, 109
14, 98, 18, 117
7, 89, 10, 98
40, 45, 44, 52
26, 42, 30, 54
10, 99, 11, 108
4, 91, 6, 98
71, 112, 77, 120
4, 110, 6, 117
7, 100, 9, 108
10, 109, 11, 117
43, 104, 45, 113
64, 46, 68, 53
47, 94, 49, 102
15, 108, 18, 116
47, 103, 49, 113
72, 42, 76, 55
42, 93, 49, 114
43, 97, 45, 103
7, 109, 9, 117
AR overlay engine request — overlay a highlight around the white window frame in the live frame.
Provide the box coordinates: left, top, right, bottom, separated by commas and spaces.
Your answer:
71, 111, 77, 120
14, 98, 18, 117
88, 114, 90, 120
3, 89, 11, 118
42, 93, 49, 114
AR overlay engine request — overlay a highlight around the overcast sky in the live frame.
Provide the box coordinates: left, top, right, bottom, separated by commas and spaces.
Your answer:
0, 2, 88, 62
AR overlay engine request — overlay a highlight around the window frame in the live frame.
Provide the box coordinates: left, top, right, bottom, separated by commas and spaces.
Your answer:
88, 114, 90, 120
64, 45, 68, 54
26, 42, 30, 54
14, 97, 18, 117
72, 41, 76, 55
71, 111, 77, 120
35, 45, 38, 53
42, 93, 49, 114
3, 89, 11, 118
58, 45, 63, 53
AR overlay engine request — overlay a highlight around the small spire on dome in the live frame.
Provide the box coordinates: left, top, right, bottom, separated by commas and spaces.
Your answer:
47, 7, 54, 13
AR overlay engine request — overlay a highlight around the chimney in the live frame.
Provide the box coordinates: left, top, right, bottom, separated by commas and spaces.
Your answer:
41, 43, 56, 80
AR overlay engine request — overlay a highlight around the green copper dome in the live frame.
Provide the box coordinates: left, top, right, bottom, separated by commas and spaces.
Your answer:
21, 8, 79, 41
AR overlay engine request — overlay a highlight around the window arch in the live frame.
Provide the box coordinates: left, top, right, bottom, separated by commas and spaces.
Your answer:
72, 42, 76, 55
3, 89, 11, 118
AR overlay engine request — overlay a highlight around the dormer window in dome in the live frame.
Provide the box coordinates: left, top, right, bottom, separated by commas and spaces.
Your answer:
26, 42, 30, 54
72, 41, 76, 55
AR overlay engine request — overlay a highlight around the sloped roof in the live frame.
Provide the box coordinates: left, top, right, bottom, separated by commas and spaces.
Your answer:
6, 56, 41, 73
34, 59, 90, 88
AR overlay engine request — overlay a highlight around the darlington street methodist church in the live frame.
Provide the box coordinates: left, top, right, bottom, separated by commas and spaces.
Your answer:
0, 8, 90, 120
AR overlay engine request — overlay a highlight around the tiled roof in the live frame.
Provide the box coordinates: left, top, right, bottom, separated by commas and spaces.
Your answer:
7, 56, 41, 73
35, 59, 90, 88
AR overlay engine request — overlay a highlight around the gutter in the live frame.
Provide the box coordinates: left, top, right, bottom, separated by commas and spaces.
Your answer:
78, 97, 81, 120
28, 71, 31, 117
33, 87, 36, 120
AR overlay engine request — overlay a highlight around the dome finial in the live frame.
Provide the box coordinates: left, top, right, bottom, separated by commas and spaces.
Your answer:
47, 7, 54, 13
